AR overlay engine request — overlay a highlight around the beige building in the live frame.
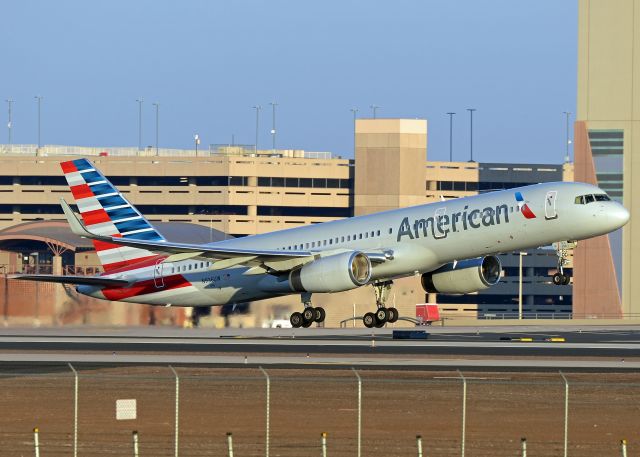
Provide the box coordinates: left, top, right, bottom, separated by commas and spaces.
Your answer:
574, 0, 639, 316
0, 119, 574, 327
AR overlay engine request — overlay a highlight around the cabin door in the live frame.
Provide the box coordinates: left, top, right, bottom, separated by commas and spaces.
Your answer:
153, 260, 165, 288
545, 190, 558, 220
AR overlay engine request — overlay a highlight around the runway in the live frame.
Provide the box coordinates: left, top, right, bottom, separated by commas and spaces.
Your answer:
0, 325, 639, 371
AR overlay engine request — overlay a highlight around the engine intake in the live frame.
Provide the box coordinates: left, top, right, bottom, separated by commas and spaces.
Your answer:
421, 256, 501, 294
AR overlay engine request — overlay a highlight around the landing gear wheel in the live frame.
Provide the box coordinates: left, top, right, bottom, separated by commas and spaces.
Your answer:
562, 274, 571, 285
552, 273, 563, 286
374, 317, 386, 328
314, 307, 326, 323
290, 312, 303, 328
375, 308, 389, 323
302, 307, 316, 322
363, 312, 376, 328
387, 307, 399, 323
302, 318, 313, 328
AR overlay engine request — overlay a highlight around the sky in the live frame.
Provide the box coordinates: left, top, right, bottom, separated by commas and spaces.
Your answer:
1, 1, 578, 163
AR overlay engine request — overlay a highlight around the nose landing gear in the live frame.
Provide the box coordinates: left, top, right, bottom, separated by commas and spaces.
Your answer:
363, 281, 399, 328
290, 292, 326, 328
552, 241, 576, 286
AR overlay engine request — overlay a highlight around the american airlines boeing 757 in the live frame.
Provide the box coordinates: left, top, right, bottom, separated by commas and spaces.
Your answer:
14, 158, 630, 328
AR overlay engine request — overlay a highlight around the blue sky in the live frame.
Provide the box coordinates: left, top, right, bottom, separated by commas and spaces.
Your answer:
1, 1, 577, 163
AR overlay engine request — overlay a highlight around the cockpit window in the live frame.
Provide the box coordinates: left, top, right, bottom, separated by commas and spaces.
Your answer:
575, 193, 611, 204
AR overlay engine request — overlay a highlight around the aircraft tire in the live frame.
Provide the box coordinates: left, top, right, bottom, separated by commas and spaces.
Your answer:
314, 307, 326, 323
387, 307, 399, 323
552, 273, 563, 286
363, 312, 376, 328
302, 307, 316, 322
562, 274, 571, 285
302, 318, 313, 328
290, 312, 303, 328
375, 307, 389, 323
374, 318, 385, 328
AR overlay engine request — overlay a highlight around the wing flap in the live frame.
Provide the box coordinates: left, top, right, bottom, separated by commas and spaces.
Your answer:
10, 274, 130, 287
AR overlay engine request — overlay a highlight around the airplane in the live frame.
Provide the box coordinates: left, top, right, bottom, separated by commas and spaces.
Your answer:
12, 158, 630, 328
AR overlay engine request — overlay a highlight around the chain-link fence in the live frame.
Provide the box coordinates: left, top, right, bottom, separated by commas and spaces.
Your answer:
0, 364, 638, 457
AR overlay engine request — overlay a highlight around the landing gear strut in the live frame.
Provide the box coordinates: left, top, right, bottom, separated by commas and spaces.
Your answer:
363, 281, 399, 328
552, 241, 576, 286
290, 292, 326, 328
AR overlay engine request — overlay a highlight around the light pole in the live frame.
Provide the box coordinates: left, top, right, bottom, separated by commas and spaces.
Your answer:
253, 105, 261, 153
518, 251, 528, 319
269, 102, 278, 152
447, 112, 456, 162
563, 111, 571, 162
350, 108, 358, 155
194, 134, 200, 156
136, 98, 144, 151
466, 108, 476, 162
34, 95, 43, 149
369, 104, 380, 119
5, 99, 13, 152
152, 102, 159, 156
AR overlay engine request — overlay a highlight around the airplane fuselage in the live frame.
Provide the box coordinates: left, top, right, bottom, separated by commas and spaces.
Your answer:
79, 181, 629, 306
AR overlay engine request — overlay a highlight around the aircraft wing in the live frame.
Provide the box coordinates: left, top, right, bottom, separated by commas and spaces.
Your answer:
61, 198, 314, 271
10, 274, 130, 287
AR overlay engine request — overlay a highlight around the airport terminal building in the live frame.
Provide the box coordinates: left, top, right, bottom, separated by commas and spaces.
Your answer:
0, 118, 575, 327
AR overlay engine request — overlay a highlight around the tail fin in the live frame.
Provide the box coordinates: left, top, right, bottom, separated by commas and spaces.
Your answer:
60, 158, 166, 272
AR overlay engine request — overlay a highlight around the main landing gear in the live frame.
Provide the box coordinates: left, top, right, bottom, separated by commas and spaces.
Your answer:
552, 241, 576, 286
290, 292, 326, 328
362, 281, 399, 329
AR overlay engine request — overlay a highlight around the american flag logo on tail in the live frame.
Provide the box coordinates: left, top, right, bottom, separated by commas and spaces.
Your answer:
60, 158, 166, 272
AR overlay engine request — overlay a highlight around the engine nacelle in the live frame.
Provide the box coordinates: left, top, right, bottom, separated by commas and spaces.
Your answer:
260, 251, 372, 294
289, 251, 372, 293
421, 256, 501, 294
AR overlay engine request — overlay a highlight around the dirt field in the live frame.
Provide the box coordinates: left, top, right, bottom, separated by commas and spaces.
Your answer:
0, 365, 638, 457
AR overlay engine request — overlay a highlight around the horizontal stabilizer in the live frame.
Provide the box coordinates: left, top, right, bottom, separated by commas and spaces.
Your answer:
10, 274, 130, 287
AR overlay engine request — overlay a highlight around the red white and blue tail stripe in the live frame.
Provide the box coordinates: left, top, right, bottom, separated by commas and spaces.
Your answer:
61, 158, 166, 272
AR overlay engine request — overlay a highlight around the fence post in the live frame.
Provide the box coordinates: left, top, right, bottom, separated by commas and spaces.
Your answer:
621, 439, 628, 457
259, 366, 270, 457
352, 368, 362, 457
227, 432, 234, 457
416, 435, 423, 457
132, 430, 139, 457
68, 363, 78, 457
321, 432, 327, 457
33, 427, 40, 457
457, 370, 467, 457
169, 365, 180, 457
559, 371, 569, 457
521, 437, 527, 457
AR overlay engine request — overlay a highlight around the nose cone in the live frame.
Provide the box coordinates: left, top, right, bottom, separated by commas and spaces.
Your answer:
609, 204, 630, 229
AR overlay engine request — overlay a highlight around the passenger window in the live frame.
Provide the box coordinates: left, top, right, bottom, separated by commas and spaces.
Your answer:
585, 194, 595, 204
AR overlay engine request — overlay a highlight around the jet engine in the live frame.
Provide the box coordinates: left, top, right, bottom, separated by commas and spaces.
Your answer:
421, 256, 502, 294
260, 251, 372, 293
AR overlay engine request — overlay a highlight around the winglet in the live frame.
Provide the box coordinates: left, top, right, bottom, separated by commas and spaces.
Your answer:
60, 198, 107, 240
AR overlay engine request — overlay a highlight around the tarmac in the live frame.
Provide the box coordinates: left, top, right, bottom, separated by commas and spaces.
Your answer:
0, 324, 639, 371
